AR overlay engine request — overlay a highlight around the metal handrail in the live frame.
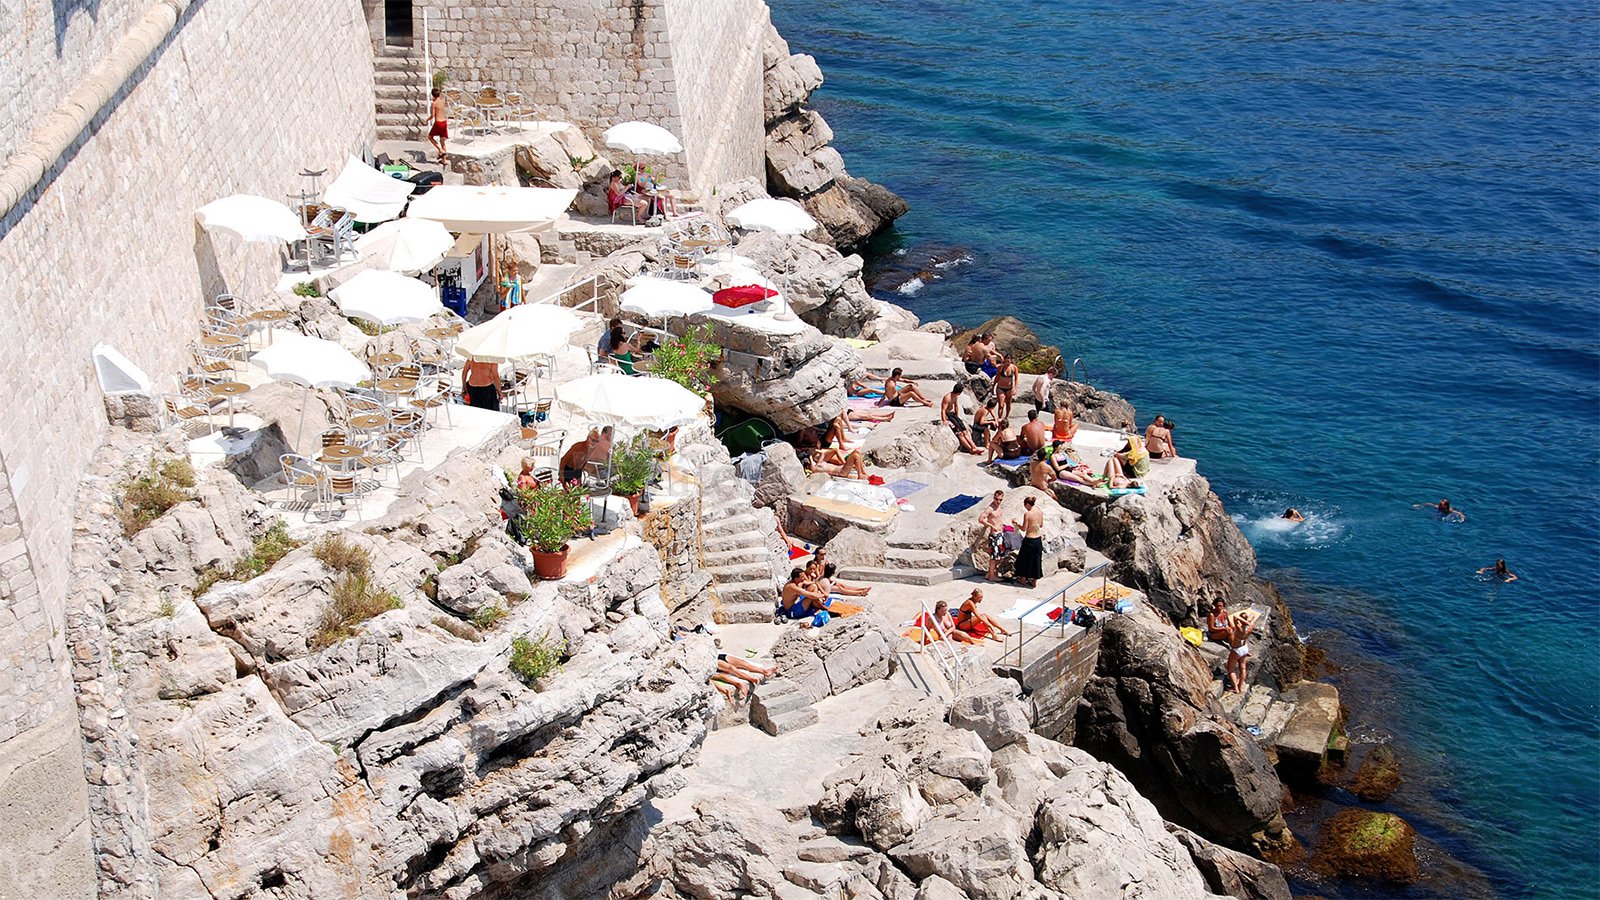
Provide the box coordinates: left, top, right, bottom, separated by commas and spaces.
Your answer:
1004, 562, 1109, 669
1067, 357, 1090, 384
909, 599, 965, 693
528, 274, 602, 313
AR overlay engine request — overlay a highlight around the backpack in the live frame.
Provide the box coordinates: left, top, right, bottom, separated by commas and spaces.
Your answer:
1070, 606, 1097, 629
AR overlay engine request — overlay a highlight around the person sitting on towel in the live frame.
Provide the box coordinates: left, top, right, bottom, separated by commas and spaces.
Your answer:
778, 568, 829, 619
1021, 408, 1050, 454
1103, 424, 1148, 489
988, 420, 1024, 463
1029, 448, 1056, 492
1046, 441, 1104, 488
877, 368, 933, 407
954, 589, 1013, 641
923, 600, 983, 644
1051, 404, 1078, 446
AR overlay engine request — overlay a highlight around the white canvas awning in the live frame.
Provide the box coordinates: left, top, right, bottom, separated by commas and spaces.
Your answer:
322, 155, 415, 224
406, 186, 577, 234
195, 194, 307, 244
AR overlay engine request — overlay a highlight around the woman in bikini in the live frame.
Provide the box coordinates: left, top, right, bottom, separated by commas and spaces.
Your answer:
926, 600, 984, 644
971, 397, 999, 450
805, 447, 869, 480
954, 589, 1013, 642
992, 354, 1020, 422
989, 420, 1024, 463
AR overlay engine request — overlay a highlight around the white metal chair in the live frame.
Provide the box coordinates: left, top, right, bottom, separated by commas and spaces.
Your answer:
161, 393, 220, 436
408, 374, 455, 428
277, 454, 325, 519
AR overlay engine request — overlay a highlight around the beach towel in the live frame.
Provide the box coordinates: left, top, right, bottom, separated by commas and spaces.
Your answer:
990, 456, 1031, 469
824, 598, 866, 618
1074, 583, 1132, 608
843, 338, 877, 350
847, 396, 885, 409
885, 478, 930, 498
935, 494, 983, 515
1108, 486, 1147, 496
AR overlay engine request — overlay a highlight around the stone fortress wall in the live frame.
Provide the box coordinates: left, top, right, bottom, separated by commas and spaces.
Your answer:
406, 0, 767, 192
0, 0, 376, 895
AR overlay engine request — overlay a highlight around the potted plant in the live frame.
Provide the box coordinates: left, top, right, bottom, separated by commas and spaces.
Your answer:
649, 323, 721, 397
609, 434, 656, 515
510, 477, 593, 579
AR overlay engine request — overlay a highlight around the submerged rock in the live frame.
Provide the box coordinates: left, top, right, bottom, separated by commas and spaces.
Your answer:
1348, 744, 1403, 802
1310, 808, 1420, 884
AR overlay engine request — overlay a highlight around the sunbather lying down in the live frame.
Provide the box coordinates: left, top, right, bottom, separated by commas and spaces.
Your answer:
710, 648, 778, 701
805, 447, 869, 480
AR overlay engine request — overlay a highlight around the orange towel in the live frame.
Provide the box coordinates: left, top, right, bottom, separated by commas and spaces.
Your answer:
827, 600, 865, 618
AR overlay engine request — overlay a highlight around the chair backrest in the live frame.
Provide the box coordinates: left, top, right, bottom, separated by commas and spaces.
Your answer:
397, 364, 422, 381
280, 453, 320, 482
321, 429, 348, 448
477, 87, 499, 105
329, 474, 357, 495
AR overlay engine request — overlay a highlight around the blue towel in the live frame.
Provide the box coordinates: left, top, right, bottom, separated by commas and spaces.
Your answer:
1108, 486, 1148, 496
935, 494, 983, 515
886, 478, 930, 498
990, 457, 1030, 469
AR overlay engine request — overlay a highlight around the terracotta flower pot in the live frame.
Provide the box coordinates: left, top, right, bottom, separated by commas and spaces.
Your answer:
623, 493, 641, 516
530, 545, 570, 580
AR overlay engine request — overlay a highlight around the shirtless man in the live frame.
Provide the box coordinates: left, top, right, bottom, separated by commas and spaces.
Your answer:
992, 354, 1020, 422
1029, 449, 1054, 491
461, 356, 501, 412
941, 385, 984, 454
961, 333, 993, 375
778, 568, 829, 619
427, 87, 449, 164
586, 425, 614, 470
559, 429, 596, 483
971, 397, 999, 451
977, 490, 1006, 582
1414, 498, 1466, 523
1014, 496, 1046, 588
1145, 415, 1178, 459
878, 368, 933, 407
1020, 408, 1050, 453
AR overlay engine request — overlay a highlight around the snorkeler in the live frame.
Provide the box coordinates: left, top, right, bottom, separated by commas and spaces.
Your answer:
1477, 559, 1517, 582
1282, 507, 1306, 523
1414, 498, 1465, 523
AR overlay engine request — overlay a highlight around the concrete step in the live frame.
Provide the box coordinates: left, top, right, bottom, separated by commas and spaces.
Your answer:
704, 511, 758, 534
712, 578, 779, 608
703, 546, 771, 569
376, 126, 421, 141
884, 547, 952, 570
375, 68, 423, 86
752, 684, 819, 735
1273, 681, 1340, 771
838, 563, 974, 586
712, 600, 777, 625
705, 560, 774, 585
1236, 684, 1277, 730
1257, 699, 1297, 747
375, 55, 421, 72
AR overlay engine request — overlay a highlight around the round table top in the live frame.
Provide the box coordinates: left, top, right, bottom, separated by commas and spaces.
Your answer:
318, 445, 367, 462
250, 309, 292, 322
680, 238, 717, 248
376, 377, 418, 393
373, 353, 405, 367
207, 381, 251, 397
349, 413, 390, 430
424, 328, 456, 340
200, 334, 242, 347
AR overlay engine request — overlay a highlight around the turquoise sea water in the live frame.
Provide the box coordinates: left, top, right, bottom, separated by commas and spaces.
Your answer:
767, 1, 1600, 896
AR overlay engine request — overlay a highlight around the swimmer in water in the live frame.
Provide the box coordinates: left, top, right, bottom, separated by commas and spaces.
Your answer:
1282, 507, 1306, 523
1414, 498, 1465, 523
1477, 559, 1517, 582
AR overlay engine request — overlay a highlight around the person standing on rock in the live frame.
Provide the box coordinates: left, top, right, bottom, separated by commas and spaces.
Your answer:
1014, 496, 1046, 587
992, 354, 1020, 422
427, 87, 449, 164
1032, 363, 1058, 413
978, 490, 1007, 581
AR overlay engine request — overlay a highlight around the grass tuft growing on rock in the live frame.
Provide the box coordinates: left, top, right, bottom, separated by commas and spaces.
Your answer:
313, 534, 370, 575
432, 616, 483, 642
471, 603, 508, 631
310, 571, 402, 650
509, 633, 565, 685
196, 520, 302, 596
117, 458, 196, 536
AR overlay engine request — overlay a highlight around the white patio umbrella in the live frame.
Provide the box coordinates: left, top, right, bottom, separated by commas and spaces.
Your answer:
725, 198, 818, 235
453, 303, 584, 363
619, 277, 714, 320
557, 373, 704, 430
330, 269, 443, 326
354, 218, 454, 275
195, 194, 308, 244
322, 155, 414, 224
602, 121, 684, 156
250, 334, 371, 446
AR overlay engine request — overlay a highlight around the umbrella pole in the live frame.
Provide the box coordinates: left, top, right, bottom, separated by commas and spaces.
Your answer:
297, 386, 310, 451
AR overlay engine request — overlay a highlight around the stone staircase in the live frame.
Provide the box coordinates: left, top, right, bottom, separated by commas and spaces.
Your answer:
678, 433, 785, 624
1209, 677, 1343, 771
374, 45, 427, 141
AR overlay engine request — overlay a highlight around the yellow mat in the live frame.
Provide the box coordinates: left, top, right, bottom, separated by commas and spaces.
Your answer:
1074, 583, 1133, 608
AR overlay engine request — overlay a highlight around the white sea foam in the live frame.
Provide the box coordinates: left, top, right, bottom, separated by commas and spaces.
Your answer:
1232, 502, 1347, 550
896, 277, 925, 296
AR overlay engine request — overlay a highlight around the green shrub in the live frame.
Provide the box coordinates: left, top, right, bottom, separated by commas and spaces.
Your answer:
610, 434, 655, 497
471, 603, 508, 631
648, 323, 721, 395
118, 458, 196, 536
292, 281, 321, 298
194, 520, 301, 597
313, 534, 370, 575
509, 633, 566, 685
309, 571, 401, 650
511, 478, 593, 553
432, 68, 449, 90
158, 597, 176, 618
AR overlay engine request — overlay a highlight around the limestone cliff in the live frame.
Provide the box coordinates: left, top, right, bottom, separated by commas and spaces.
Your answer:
761, 23, 908, 254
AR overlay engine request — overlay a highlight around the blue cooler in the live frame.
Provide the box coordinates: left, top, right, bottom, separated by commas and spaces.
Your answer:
442, 285, 467, 316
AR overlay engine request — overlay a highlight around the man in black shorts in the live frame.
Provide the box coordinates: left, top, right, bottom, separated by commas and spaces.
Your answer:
941, 385, 983, 454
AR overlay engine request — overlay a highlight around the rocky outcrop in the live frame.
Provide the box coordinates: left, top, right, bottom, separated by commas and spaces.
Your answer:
951, 315, 1063, 373
702, 314, 863, 432
1310, 809, 1419, 884
761, 23, 906, 254
1073, 615, 1289, 852
1083, 471, 1304, 687
1048, 380, 1139, 429
752, 614, 898, 735
1168, 824, 1294, 900
64, 432, 718, 898
732, 230, 879, 336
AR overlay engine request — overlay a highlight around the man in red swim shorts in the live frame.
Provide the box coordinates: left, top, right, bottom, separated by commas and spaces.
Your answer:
427, 87, 448, 163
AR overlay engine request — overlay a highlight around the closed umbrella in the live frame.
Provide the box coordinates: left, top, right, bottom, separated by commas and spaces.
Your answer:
330, 270, 443, 326
355, 218, 454, 275
196, 194, 308, 244
602, 122, 684, 156
619, 277, 714, 320
725, 198, 818, 235
250, 334, 371, 446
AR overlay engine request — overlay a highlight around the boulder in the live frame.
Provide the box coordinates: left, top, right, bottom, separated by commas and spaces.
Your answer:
730, 231, 878, 336
766, 109, 836, 177
644, 800, 800, 898
1073, 614, 1288, 851
963, 486, 1087, 575
706, 322, 862, 433
1309, 809, 1419, 884
753, 441, 808, 519
513, 130, 586, 190
948, 677, 1031, 751
821, 526, 889, 568
1348, 744, 1402, 802
768, 613, 898, 705
1033, 766, 1224, 900
950, 316, 1060, 370
915, 875, 968, 900
242, 381, 338, 458
433, 531, 535, 616
842, 174, 911, 227
1049, 380, 1138, 430
864, 299, 921, 342
864, 420, 958, 471
889, 808, 1033, 900
801, 180, 890, 256
1168, 824, 1293, 900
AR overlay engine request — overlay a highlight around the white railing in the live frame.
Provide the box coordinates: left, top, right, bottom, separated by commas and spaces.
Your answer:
1001, 562, 1110, 671
527, 274, 602, 313
908, 600, 966, 693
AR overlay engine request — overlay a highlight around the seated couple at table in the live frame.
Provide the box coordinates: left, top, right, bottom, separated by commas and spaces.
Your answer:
606, 169, 678, 223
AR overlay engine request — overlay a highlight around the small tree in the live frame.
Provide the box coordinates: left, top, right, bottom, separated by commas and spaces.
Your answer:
432, 69, 449, 90
511, 478, 593, 553
610, 434, 655, 497
650, 323, 721, 395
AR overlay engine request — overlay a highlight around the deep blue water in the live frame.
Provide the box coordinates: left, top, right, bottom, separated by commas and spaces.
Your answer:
768, 1, 1600, 896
